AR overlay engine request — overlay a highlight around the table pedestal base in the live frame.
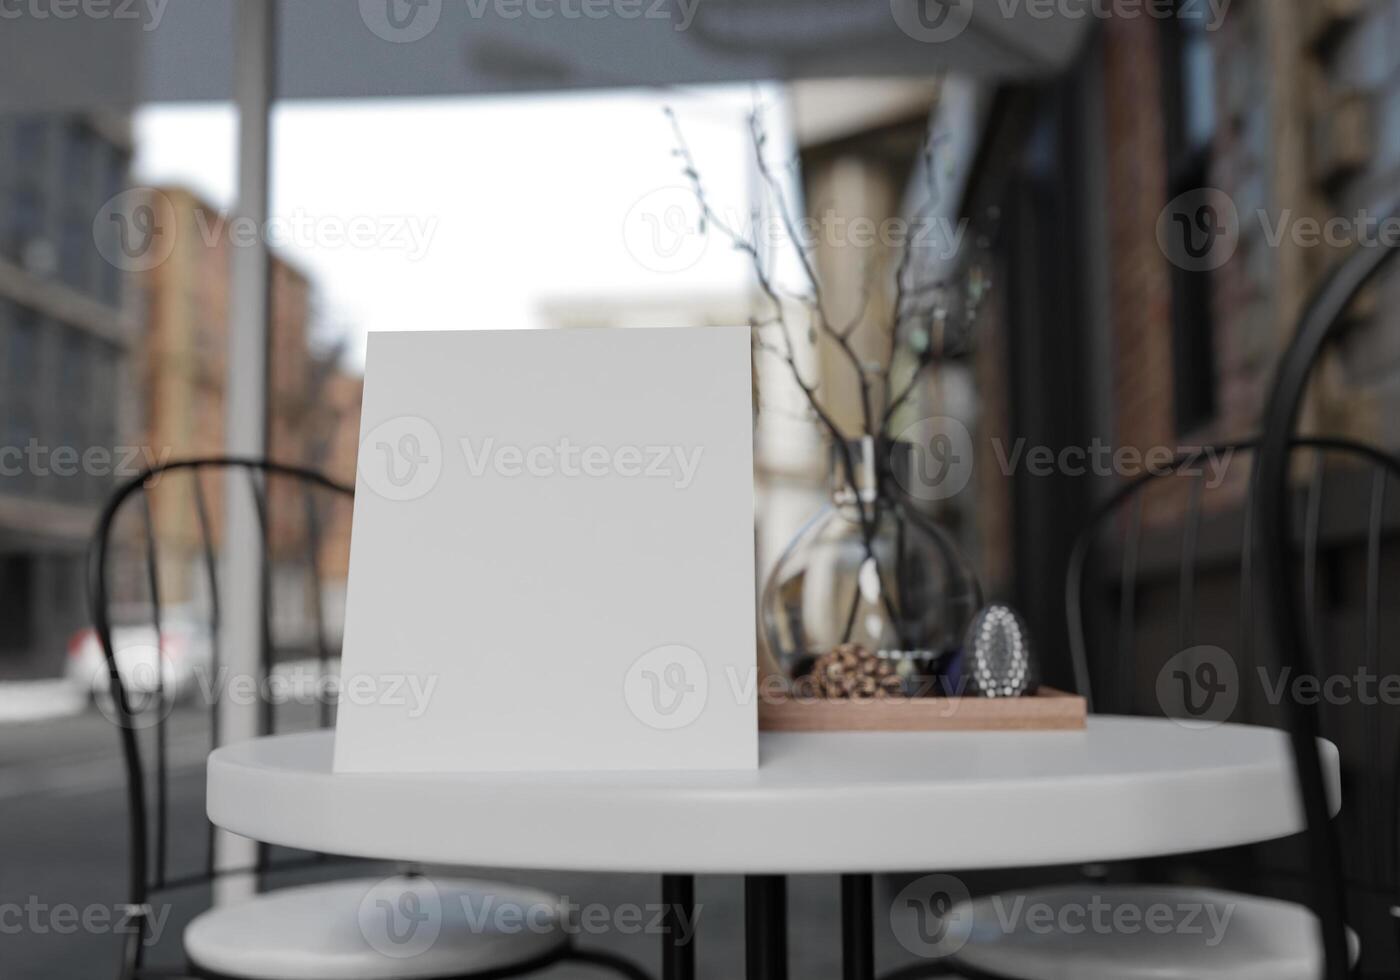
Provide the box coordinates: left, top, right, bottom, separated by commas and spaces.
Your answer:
659, 874, 876, 980
841, 874, 874, 980
745, 875, 788, 980
661, 874, 695, 980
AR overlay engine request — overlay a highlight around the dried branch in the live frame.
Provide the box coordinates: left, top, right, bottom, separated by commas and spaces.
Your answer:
714, 108, 883, 553
666, 102, 990, 645
838, 252, 877, 340
666, 107, 852, 459
747, 111, 880, 446
880, 265, 989, 439
883, 132, 949, 409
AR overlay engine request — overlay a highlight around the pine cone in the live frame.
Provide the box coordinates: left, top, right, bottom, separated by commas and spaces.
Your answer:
809, 643, 903, 700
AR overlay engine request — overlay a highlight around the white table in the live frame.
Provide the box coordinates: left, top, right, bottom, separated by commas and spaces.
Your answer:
207, 717, 1339, 980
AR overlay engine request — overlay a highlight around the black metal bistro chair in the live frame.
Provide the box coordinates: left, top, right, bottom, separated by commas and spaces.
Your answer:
1255, 201, 1400, 980
917, 434, 1400, 979
88, 456, 651, 980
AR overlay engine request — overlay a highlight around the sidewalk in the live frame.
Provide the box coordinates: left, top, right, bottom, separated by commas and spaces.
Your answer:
0, 678, 86, 725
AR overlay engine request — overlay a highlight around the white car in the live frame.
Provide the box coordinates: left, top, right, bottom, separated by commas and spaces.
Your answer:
66, 608, 213, 709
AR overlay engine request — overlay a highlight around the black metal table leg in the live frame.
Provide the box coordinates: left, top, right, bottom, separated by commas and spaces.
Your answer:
841, 874, 875, 980
662, 874, 695, 980
745, 875, 788, 980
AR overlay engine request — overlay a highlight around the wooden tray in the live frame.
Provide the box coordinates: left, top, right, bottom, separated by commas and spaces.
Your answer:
758, 688, 1087, 732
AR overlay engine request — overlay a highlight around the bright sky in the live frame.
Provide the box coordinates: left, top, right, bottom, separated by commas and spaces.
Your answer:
133, 85, 792, 367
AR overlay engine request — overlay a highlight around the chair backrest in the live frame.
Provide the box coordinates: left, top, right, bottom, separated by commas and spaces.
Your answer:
1067, 438, 1398, 706
1065, 440, 1259, 715
86, 456, 353, 976
1065, 435, 1400, 970
1256, 213, 1400, 980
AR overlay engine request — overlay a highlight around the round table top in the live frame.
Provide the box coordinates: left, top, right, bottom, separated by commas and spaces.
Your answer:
207, 716, 1339, 874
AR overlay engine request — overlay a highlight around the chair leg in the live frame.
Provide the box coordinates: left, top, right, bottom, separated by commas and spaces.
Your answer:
745, 875, 788, 980
661, 873, 696, 980
563, 947, 657, 980
842, 873, 874, 980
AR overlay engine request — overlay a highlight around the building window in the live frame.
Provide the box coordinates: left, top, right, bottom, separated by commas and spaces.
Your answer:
5, 185, 43, 265
12, 116, 45, 169
60, 121, 91, 189
99, 146, 128, 307
5, 117, 48, 267
1160, 0, 1219, 435
56, 326, 90, 502
8, 306, 39, 430
59, 122, 94, 292
1, 306, 40, 497
59, 216, 90, 293
89, 341, 118, 501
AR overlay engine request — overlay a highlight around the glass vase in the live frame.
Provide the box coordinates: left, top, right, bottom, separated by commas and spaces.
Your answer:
761, 438, 981, 693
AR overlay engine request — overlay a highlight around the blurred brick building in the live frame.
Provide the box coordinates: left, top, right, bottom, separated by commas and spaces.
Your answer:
886, 0, 1400, 649
135, 187, 362, 647
1093, 0, 1400, 500
918, 5, 1400, 966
